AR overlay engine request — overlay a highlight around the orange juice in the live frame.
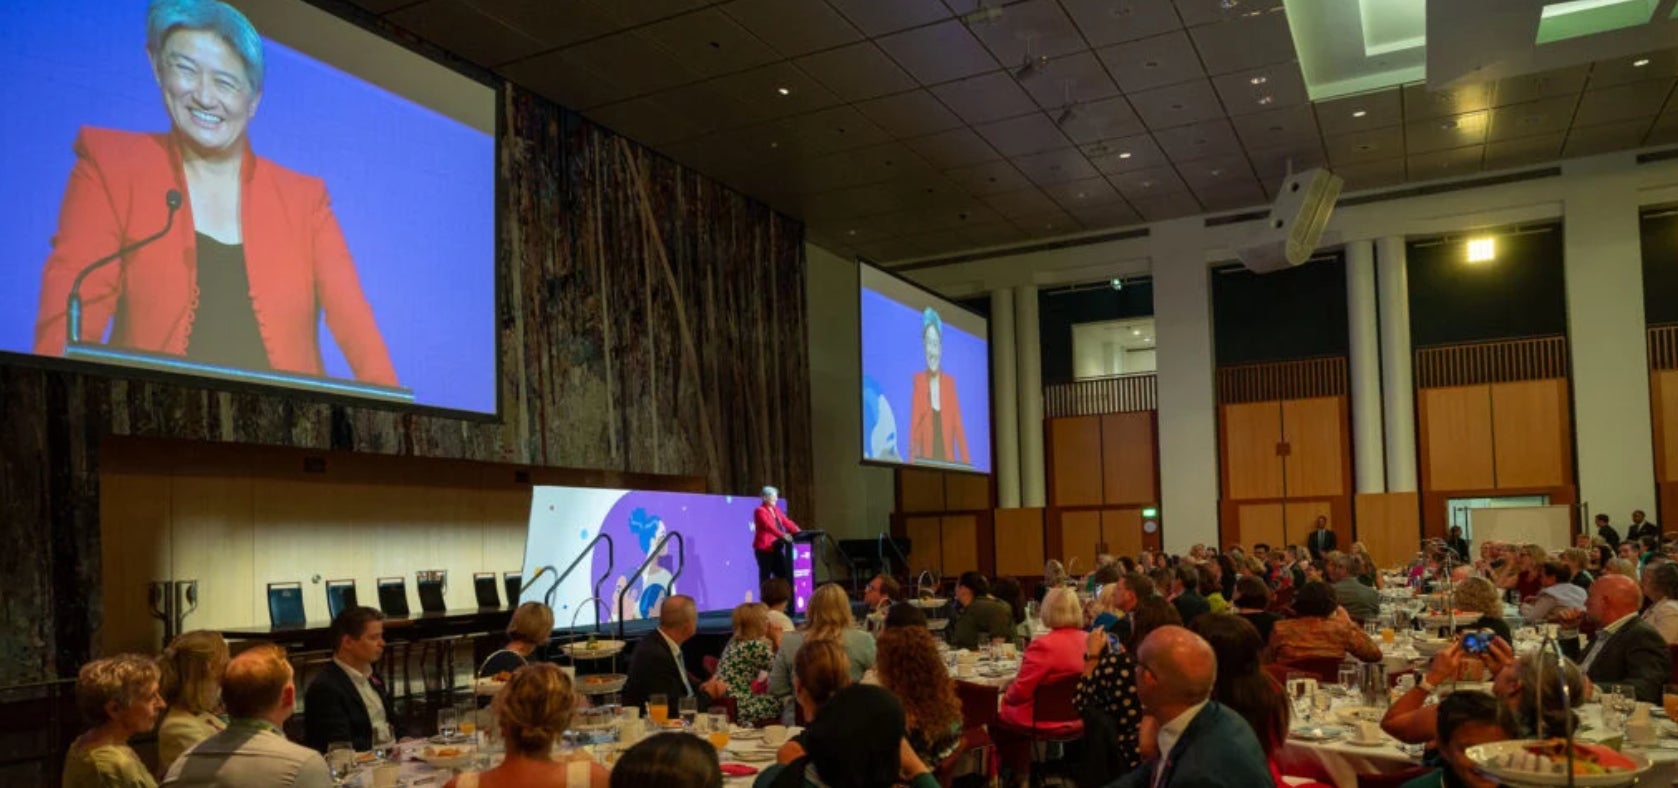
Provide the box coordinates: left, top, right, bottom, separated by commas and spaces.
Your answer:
459, 720, 476, 736
707, 731, 730, 750
1380, 628, 1395, 644
1664, 693, 1678, 721
648, 706, 670, 726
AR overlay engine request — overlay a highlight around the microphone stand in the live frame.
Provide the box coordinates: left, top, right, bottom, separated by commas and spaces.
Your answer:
66, 190, 182, 345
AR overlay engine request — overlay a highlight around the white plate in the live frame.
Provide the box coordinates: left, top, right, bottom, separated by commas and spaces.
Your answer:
1345, 738, 1388, 748
1465, 740, 1650, 786
1290, 726, 1350, 742
910, 597, 949, 608
562, 640, 627, 659
730, 728, 764, 739
417, 746, 475, 769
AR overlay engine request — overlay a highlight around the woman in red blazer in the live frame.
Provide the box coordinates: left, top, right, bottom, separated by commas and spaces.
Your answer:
32, 2, 396, 386
908, 308, 970, 465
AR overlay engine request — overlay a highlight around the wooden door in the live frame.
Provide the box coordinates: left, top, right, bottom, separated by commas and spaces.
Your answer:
1235, 503, 1286, 553
940, 516, 979, 576
1654, 371, 1678, 483
1420, 386, 1495, 491
1222, 401, 1285, 500
1284, 500, 1335, 548
904, 517, 943, 575
1101, 509, 1144, 561
1051, 416, 1104, 506
1281, 397, 1345, 498
1101, 412, 1157, 505
1060, 511, 1103, 574
1491, 380, 1569, 489
993, 509, 1046, 578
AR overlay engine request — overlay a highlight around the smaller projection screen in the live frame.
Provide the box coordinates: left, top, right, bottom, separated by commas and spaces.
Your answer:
858, 262, 991, 473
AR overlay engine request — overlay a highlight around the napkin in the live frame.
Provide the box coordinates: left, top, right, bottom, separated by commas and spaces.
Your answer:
720, 763, 761, 776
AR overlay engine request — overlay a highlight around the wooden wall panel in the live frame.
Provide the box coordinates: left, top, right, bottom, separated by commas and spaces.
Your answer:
98, 470, 173, 656
1420, 386, 1496, 491
944, 473, 991, 511
1101, 412, 1157, 505
1491, 379, 1569, 489
1050, 416, 1104, 506
1235, 503, 1286, 554
899, 468, 948, 513
904, 517, 943, 576
1101, 509, 1144, 562
1654, 371, 1678, 484
169, 474, 257, 640
1356, 492, 1420, 569
993, 509, 1046, 578
1281, 397, 1346, 497
1284, 500, 1335, 548
1222, 401, 1285, 500
940, 516, 980, 577
1059, 511, 1103, 575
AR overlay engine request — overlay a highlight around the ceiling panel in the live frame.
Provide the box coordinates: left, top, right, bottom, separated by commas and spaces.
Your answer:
930, 70, 1040, 125
1179, 155, 1256, 191
1099, 31, 1205, 94
1486, 96, 1580, 143
1492, 65, 1589, 106
1057, 96, 1148, 144
1127, 79, 1227, 129
855, 90, 966, 138
1405, 111, 1489, 154
795, 42, 919, 101
1192, 179, 1267, 212
982, 186, 1061, 216
1186, 9, 1295, 75
498, 48, 635, 110
388, 0, 549, 68
1012, 208, 1081, 238
1483, 133, 1566, 170
1333, 158, 1407, 192
1012, 147, 1102, 186
1587, 51, 1678, 89
639, 7, 780, 78
970, 0, 1088, 66
784, 105, 892, 156
1108, 165, 1189, 198
827, 0, 952, 35
1244, 141, 1328, 179
1572, 79, 1678, 127
591, 0, 715, 27
1402, 82, 1493, 120
905, 127, 1002, 168
1066, 200, 1144, 228
1085, 132, 1170, 173
1042, 176, 1126, 209
1315, 88, 1403, 135
1020, 51, 1123, 110
1325, 125, 1406, 166
1156, 118, 1243, 163
877, 19, 999, 85
707, 61, 843, 119
553, 31, 703, 99
974, 113, 1074, 157
720, 0, 864, 57
1211, 61, 1309, 114
1061, 0, 1185, 47
1406, 145, 1484, 180
1172, 0, 1283, 28
1232, 103, 1321, 150
1128, 190, 1203, 221
1564, 118, 1658, 157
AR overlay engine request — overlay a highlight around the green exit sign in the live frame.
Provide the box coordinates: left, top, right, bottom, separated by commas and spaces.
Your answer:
1142, 507, 1158, 518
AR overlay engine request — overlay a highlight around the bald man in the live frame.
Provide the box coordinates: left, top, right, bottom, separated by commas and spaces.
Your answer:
163, 644, 331, 786
1113, 626, 1275, 788
1578, 574, 1671, 703
621, 595, 723, 719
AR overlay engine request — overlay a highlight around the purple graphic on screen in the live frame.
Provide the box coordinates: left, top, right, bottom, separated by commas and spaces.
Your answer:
588, 491, 777, 620
0, 2, 495, 413
859, 289, 992, 472
792, 543, 814, 615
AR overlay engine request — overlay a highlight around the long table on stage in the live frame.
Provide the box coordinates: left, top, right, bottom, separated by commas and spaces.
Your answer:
214, 607, 742, 650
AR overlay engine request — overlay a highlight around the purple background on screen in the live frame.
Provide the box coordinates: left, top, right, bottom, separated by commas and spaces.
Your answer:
0, 2, 496, 413
859, 288, 993, 472
589, 491, 778, 620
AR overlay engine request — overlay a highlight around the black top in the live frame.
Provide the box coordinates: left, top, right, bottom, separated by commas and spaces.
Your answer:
477, 649, 528, 679
1238, 610, 1281, 643
930, 402, 946, 461
303, 661, 397, 752
186, 233, 268, 369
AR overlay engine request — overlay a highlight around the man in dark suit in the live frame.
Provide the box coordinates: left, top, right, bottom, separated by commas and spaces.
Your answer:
1445, 526, 1471, 563
304, 606, 397, 752
1307, 517, 1336, 561
1630, 510, 1660, 543
1568, 574, 1671, 703
1596, 513, 1622, 550
621, 594, 720, 720
1113, 626, 1274, 788
1168, 565, 1210, 624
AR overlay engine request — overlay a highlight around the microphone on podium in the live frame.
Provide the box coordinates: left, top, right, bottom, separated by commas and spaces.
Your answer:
66, 189, 183, 346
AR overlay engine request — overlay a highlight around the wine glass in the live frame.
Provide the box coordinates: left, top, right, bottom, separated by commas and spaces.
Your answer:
436, 708, 459, 740
1286, 673, 1313, 721
371, 727, 394, 761
1312, 687, 1334, 722
706, 710, 731, 750
679, 696, 699, 728
326, 741, 355, 783
1338, 663, 1360, 697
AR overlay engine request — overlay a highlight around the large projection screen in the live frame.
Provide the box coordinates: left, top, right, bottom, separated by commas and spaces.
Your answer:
858, 261, 992, 473
0, 0, 497, 415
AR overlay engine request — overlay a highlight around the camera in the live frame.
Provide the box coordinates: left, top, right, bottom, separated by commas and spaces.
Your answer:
1461, 628, 1495, 654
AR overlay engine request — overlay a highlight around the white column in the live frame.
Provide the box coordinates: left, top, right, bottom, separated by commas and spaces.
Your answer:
1152, 219, 1219, 554
1015, 285, 1046, 507
1563, 156, 1656, 521
1346, 239, 1386, 494
1376, 236, 1418, 493
991, 289, 1021, 508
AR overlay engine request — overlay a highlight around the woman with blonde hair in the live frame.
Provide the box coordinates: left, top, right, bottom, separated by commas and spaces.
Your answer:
705, 603, 780, 724
768, 584, 874, 699
445, 663, 607, 788
876, 626, 963, 768
63, 654, 166, 788
155, 630, 229, 773
1451, 576, 1513, 644
994, 587, 1087, 782
479, 602, 555, 681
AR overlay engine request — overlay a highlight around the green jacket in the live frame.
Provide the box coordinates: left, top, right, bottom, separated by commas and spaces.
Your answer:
950, 596, 1015, 650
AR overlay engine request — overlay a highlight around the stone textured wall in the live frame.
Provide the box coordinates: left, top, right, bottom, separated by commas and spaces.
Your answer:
0, 86, 811, 684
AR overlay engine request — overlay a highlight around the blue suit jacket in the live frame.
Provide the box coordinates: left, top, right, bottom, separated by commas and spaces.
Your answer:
1110, 701, 1274, 788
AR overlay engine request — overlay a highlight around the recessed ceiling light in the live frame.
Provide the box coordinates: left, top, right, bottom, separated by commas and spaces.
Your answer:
769, 141, 779, 149
1257, 95, 1274, 105
1209, 168, 1223, 176
1440, 120, 1458, 130
1118, 152, 1132, 159
776, 87, 791, 95
1633, 58, 1651, 67
846, 230, 856, 236
1140, 180, 1153, 188
1075, 192, 1087, 199
1131, 328, 1141, 336
1352, 109, 1368, 118
1249, 76, 1268, 85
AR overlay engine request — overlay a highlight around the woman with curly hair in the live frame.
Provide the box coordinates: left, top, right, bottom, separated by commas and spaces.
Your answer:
875, 626, 963, 768
64, 654, 166, 788
444, 663, 607, 788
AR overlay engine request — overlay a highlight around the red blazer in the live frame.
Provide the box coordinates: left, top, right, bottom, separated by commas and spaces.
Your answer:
752, 504, 800, 552
33, 128, 397, 385
908, 370, 970, 464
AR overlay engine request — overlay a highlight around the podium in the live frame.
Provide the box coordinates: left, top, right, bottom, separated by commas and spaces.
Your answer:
789, 530, 825, 615
65, 341, 415, 403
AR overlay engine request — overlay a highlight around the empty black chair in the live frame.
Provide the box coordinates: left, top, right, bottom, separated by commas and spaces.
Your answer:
376, 576, 410, 617
266, 582, 306, 628
473, 572, 500, 609
416, 570, 447, 613
325, 579, 358, 621
503, 572, 522, 608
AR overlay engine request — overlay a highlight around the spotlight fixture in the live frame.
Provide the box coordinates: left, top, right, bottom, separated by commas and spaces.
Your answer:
1118, 152, 1133, 159
1633, 58, 1651, 67
1466, 236, 1496, 263
776, 87, 791, 95
1352, 109, 1368, 118
1015, 52, 1051, 80
1110, 278, 1124, 291
1056, 103, 1080, 127
1248, 75, 1268, 85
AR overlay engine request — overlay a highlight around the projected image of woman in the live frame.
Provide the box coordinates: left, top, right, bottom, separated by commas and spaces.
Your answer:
908, 308, 969, 466
614, 508, 676, 622
31, 0, 397, 385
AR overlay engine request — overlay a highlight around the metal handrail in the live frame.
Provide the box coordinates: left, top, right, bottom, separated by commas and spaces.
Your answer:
878, 531, 909, 578
519, 533, 616, 613
617, 531, 686, 639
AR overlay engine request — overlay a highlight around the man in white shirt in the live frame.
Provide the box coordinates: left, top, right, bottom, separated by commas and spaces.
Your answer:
1113, 626, 1274, 788
1569, 574, 1671, 703
304, 607, 396, 752
164, 643, 331, 786
1642, 562, 1678, 644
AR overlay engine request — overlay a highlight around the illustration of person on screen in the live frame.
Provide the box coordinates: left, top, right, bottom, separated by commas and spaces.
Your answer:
614, 507, 676, 622
909, 307, 970, 466
31, 0, 397, 386
862, 375, 901, 461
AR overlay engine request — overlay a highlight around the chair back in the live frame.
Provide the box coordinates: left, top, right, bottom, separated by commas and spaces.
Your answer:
1030, 674, 1082, 731
417, 570, 447, 613
1276, 656, 1343, 683
267, 582, 306, 628
954, 679, 1000, 729
325, 579, 358, 621
935, 726, 993, 787
503, 572, 522, 607
377, 576, 410, 617
473, 573, 500, 609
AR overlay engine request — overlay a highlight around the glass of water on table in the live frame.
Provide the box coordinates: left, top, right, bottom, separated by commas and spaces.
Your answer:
679, 696, 699, 728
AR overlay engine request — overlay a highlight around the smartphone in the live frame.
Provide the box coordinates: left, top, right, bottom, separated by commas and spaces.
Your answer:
1461, 629, 1493, 654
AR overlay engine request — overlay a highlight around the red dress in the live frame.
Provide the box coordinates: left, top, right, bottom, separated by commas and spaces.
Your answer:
33, 127, 397, 385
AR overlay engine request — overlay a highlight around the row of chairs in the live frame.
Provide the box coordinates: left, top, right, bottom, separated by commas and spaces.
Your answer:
266, 571, 525, 628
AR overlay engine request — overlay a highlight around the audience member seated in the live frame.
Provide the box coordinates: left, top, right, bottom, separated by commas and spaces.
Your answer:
1198, 565, 1229, 614
1190, 615, 1290, 785
703, 603, 780, 725
304, 606, 396, 753
478, 602, 554, 681
622, 595, 721, 720
1383, 638, 1581, 745
1075, 595, 1181, 773
949, 572, 1016, 650
1562, 574, 1671, 702
1110, 626, 1275, 788
161, 644, 332, 787
875, 626, 962, 768
1641, 562, 1678, 643
155, 631, 229, 774
1266, 581, 1382, 666
1562, 547, 1594, 590
991, 576, 1030, 643
1518, 562, 1587, 624
883, 601, 928, 630
1328, 553, 1380, 622
993, 587, 1087, 782
761, 579, 796, 636
774, 639, 852, 764
1167, 565, 1211, 625
1501, 544, 1546, 601
610, 733, 721, 788
1451, 577, 1513, 643
1038, 559, 1068, 602
770, 584, 875, 699
861, 573, 901, 617
1084, 554, 1119, 594
1397, 692, 1515, 788
755, 685, 938, 788
64, 654, 166, 788
1231, 577, 1280, 642
1605, 557, 1639, 578
1091, 573, 1153, 643
444, 663, 608, 788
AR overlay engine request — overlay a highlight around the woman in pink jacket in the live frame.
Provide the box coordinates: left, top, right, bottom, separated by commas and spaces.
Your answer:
993, 586, 1087, 782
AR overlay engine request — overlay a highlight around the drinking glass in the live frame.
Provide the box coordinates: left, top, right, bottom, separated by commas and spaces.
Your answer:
436, 708, 459, 740
457, 700, 478, 737
327, 741, 355, 783
1338, 663, 1360, 697
679, 696, 699, 728
1286, 673, 1313, 721
648, 694, 669, 726
371, 728, 394, 761
1664, 685, 1678, 721
707, 711, 731, 750
1312, 688, 1334, 721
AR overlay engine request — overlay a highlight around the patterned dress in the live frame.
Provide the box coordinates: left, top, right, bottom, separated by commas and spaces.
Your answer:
717, 638, 780, 724
1072, 646, 1143, 770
